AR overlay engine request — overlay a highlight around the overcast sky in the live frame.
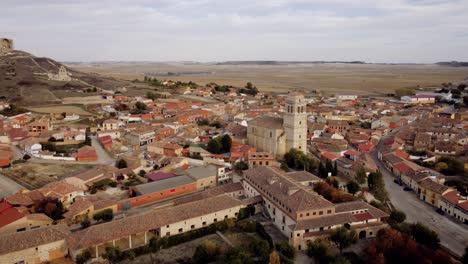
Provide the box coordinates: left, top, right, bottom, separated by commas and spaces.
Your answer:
1, 0, 467, 63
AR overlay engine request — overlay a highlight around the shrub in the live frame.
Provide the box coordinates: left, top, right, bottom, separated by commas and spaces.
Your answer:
236, 219, 257, 232
390, 210, 406, 224
275, 241, 296, 260
93, 209, 114, 222
237, 206, 255, 220
193, 240, 221, 264
23, 154, 31, 160
75, 249, 92, 264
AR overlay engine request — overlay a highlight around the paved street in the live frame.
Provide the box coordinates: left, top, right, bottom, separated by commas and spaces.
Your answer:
372, 151, 468, 256
0, 173, 26, 199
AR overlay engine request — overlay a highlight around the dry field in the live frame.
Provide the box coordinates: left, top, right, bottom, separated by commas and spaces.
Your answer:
70, 62, 468, 96
3, 163, 92, 189
26, 105, 94, 116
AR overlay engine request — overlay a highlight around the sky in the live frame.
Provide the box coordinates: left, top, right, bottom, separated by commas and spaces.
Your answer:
1, 0, 468, 63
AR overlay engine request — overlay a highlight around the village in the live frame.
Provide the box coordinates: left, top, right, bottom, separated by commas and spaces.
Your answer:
0, 74, 467, 264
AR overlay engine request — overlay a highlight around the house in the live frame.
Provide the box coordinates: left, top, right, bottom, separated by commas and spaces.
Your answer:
69, 195, 244, 261
126, 175, 197, 209
439, 191, 468, 224
417, 178, 453, 207
183, 165, 219, 190
0, 224, 70, 264
0, 201, 52, 234
0, 146, 12, 168
242, 166, 388, 250
39, 181, 85, 207
24, 141, 42, 156
126, 129, 155, 149
27, 120, 50, 136
63, 197, 117, 224
343, 150, 361, 161
64, 166, 116, 190
247, 152, 278, 167
99, 135, 113, 149
73, 145, 98, 162
163, 143, 183, 157
401, 94, 435, 104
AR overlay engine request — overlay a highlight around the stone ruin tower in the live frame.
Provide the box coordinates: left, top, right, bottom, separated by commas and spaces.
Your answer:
0, 38, 14, 56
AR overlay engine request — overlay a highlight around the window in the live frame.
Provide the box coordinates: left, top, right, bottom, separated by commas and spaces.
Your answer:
327, 210, 332, 214
203, 221, 207, 226
166, 225, 170, 228
225, 215, 228, 219
166, 232, 170, 236
270, 131, 272, 138
319, 211, 323, 215
214, 218, 217, 222
191, 225, 195, 229
178, 228, 183, 233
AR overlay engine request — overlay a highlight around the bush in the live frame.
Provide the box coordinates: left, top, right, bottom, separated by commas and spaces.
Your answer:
93, 209, 114, 222
237, 206, 255, 220
109, 181, 118, 188
410, 223, 440, 249
116, 158, 128, 169
23, 154, 31, 160
75, 249, 92, 264
275, 241, 296, 260
390, 210, 406, 224
236, 219, 257, 232
193, 240, 221, 264
92, 178, 115, 190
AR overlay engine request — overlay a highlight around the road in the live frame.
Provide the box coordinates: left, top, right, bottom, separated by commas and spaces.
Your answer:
372, 136, 468, 256
0, 173, 26, 199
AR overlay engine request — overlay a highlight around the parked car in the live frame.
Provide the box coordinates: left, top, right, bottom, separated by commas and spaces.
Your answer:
403, 186, 413, 191
436, 208, 445, 215
394, 179, 403, 186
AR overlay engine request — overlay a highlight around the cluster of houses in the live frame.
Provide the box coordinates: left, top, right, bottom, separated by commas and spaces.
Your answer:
0, 82, 466, 263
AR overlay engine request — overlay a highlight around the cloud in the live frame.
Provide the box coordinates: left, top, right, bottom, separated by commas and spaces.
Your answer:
0, 0, 467, 62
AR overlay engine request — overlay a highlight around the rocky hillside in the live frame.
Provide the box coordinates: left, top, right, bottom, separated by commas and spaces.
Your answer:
0, 50, 129, 105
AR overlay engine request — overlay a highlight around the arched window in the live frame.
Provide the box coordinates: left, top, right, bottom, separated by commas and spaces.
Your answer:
297, 106, 300, 113
301, 106, 304, 113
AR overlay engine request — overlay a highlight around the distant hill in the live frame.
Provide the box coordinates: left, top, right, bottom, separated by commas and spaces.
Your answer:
215, 61, 366, 66
0, 50, 129, 105
436, 61, 468, 67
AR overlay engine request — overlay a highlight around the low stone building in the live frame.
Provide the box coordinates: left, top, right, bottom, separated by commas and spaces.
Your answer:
0, 224, 70, 264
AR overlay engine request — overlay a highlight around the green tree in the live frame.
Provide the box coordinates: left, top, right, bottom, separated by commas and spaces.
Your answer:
411, 223, 440, 249
390, 210, 406, 224
246, 82, 253, 89
233, 161, 248, 174
346, 180, 360, 195
395, 88, 415, 97
356, 166, 367, 184
76, 249, 92, 264
221, 134, 232, 153
193, 240, 221, 264
275, 241, 295, 260
207, 138, 222, 154
116, 158, 128, 169
249, 238, 271, 264
463, 96, 468, 107
80, 216, 91, 228
101, 246, 122, 264
307, 238, 333, 263
330, 226, 358, 254
93, 208, 114, 222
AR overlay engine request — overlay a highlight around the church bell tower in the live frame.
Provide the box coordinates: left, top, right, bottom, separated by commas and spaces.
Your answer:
283, 93, 307, 153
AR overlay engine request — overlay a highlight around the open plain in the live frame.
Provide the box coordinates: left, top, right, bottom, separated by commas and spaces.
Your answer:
71, 62, 468, 96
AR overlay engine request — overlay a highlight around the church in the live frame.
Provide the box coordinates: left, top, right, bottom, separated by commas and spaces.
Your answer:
247, 93, 307, 159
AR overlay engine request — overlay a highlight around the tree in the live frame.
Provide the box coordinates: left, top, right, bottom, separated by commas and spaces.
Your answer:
138, 170, 146, 177
249, 238, 271, 263
221, 134, 232, 153
463, 96, 468, 107
435, 162, 448, 172
275, 241, 295, 260
356, 166, 367, 184
193, 240, 220, 264
233, 161, 248, 174
102, 246, 122, 264
80, 216, 91, 228
307, 238, 333, 263
207, 138, 222, 154
458, 83, 467, 91
411, 223, 440, 249
346, 180, 360, 195
76, 249, 92, 264
330, 226, 358, 254
284, 148, 318, 173
390, 210, 406, 224
116, 158, 128, 169
93, 208, 114, 222
246, 82, 253, 89
395, 88, 415, 97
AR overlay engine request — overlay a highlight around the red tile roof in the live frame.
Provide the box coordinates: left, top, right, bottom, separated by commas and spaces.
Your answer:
353, 212, 374, 222
0, 201, 25, 228
321, 151, 340, 161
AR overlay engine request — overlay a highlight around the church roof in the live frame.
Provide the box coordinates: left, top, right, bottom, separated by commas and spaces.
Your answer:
248, 116, 283, 129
